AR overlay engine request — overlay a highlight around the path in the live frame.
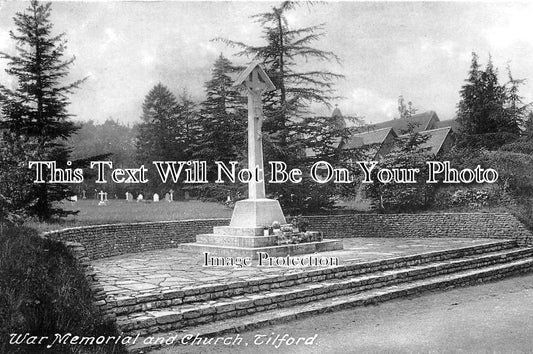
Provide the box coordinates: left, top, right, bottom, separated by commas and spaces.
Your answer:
153, 273, 533, 354
91, 238, 496, 300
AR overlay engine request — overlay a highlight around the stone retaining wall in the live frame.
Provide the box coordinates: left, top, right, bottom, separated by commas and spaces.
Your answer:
307, 213, 532, 241
43, 219, 229, 260
42, 213, 532, 261
62, 241, 113, 320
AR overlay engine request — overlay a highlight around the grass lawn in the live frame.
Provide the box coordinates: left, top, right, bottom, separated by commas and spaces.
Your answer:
25, 199, 233, 233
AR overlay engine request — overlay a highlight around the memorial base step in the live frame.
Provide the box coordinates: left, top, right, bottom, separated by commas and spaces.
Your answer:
178, 239, 344, 258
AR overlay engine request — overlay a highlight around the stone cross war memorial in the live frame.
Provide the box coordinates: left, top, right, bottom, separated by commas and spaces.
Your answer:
180, 62, 343, 259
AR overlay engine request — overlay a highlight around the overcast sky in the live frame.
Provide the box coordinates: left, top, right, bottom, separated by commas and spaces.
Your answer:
1, 1, 532, 125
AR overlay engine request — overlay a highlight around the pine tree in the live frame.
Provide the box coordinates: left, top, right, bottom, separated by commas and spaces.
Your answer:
397, 95, 417, 119
135, 83, 181, 191
504, 67, 530, 134
219, 2, 342, 148
0, 1, 84, 220
216, 2, 345, 212
176, 90, 201, 161
0, 133, 41, 223
196, 54, 247, 178
456, 53, 524, 148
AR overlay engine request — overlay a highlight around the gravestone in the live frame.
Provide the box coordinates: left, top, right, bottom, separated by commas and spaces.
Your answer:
69, 195, 78, 204
82, 190, 86, 199
153, 193, 159, 202
125, 192, 132, 202
98, 190, 107, 206
137, 194, 143, 202
165, 193, 170, 202
169, 189, 174, 202
180, 62, 342, 258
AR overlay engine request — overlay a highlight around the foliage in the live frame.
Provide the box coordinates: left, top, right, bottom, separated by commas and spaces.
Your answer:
195, 54, 247, 173
499, 139, 533, 155
189, 54, 247, 200
290, 214, 309, 232
484, 150, 533, 197
217, 1, 347, 212
69, 119, 136, 167
456, 53, 529, 149
271, 218, 322, 245
523, 112, 533, 139
66, 119, 135, 198
397, 95, 417, 119
176, 90, 201, 162
432, 184, 511, 211
433, 146, 533, 213
136, 83, 180, 165
365, 132, 435, 213
450, 189, 489, 207
0, 133, 41, 224
0, 1, 84, 220
499, 113, 533, 154
0, 225, 125, 353
135, 84, 199, 193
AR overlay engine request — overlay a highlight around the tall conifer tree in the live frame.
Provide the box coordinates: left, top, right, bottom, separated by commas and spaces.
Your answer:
217, 2, 346, 211
196, 54, 246, 178
0, 1, 84, 220
136, 83, 180, 191
457, 53, 525, 148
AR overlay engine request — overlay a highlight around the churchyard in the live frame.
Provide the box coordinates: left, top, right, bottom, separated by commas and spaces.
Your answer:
26, 199, 233, 232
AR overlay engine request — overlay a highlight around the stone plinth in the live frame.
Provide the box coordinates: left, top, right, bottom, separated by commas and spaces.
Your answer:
229, 199, 286, 228
196, 234, 278, 248
180, 239, 343, 259
179, 198, 343, 259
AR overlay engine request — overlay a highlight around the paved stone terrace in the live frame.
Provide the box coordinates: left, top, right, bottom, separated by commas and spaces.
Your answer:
91, 238, 500, 302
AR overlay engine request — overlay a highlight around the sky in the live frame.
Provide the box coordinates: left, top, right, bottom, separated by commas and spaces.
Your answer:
0, 1, 532, 125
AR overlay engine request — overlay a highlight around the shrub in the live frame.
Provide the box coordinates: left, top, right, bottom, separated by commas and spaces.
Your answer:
0, 225, 125, 354
290, 215, 310, 232
437, 188, 493, 208
365, 142, 435, 213
500, 139, 533, 155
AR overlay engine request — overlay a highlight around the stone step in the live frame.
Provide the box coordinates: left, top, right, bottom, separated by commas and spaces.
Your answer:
195, 233, 278, 247
116, 246, 533, 335
127, 256, 533, 353
212, 226, 266, 236
109, 240, 518, 316
178, 239, 343, 258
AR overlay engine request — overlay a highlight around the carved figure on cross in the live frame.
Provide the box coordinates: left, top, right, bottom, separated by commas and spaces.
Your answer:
244, 68, 271, 141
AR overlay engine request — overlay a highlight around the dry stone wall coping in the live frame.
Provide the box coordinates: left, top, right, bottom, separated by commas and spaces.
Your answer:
41, 213, 532, 261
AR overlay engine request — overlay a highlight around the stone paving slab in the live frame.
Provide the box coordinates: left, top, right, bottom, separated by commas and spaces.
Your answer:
91, 238, 500, 301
